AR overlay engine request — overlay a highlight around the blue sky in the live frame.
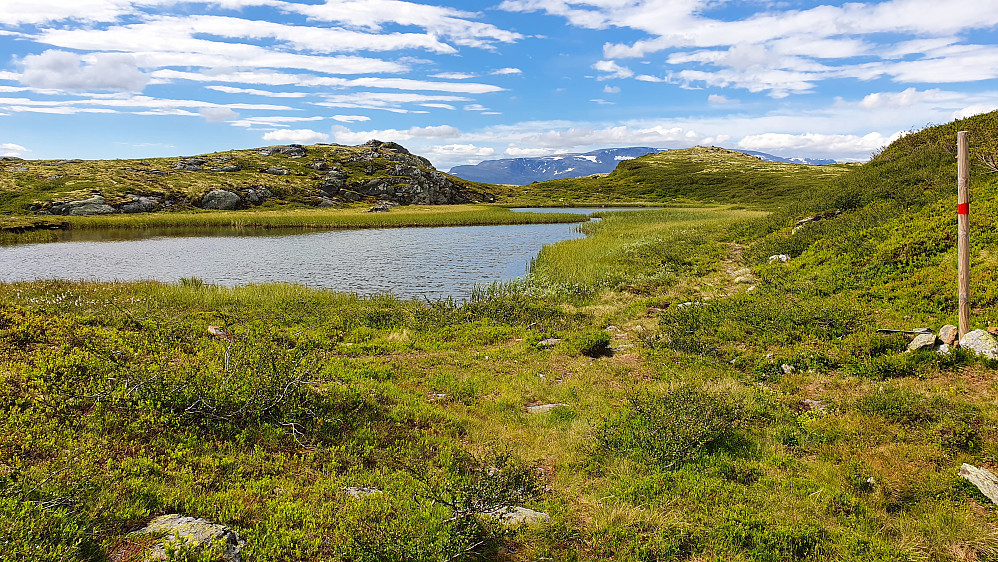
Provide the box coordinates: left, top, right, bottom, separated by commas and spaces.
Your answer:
2, 0, 997, 170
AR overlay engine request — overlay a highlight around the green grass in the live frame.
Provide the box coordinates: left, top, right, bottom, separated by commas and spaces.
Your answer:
4, 112, 998, 561
0, 205, 585, 245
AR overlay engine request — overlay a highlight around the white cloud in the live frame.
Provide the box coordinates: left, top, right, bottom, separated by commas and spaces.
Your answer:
332, 115, 371, 123
429, 144, 495, 157
708, 94, 739, 104
431, 72, 477, 79
491, 67, 523, 75
199, 107, 239, 122
738, 132, 902, 160
858, 87, 953, 109
206, 86, 307, 98
286, 0, 523, 49
952, 103, 998, 120
1, 142, 29, 157
19, 50, 149, 92
231, 115, 325, 128
262, 129, 330, 144
152, 70, 503, 94
592, 60, 633, 80
603, 85, 620, 94
420, 103, 456, 110
504, 0, 998, 96
505, 146, 556, 157
330, 124, 461, 145
590, 99, 614, 105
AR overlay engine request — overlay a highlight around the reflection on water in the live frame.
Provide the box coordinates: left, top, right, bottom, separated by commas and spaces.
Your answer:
0, 223, 586, 300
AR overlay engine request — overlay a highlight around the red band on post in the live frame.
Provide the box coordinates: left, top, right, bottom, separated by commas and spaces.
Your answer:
958, 202, 970, 215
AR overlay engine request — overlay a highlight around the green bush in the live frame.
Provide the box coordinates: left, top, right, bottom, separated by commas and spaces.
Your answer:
572, 329, 612, 357
596, 386, 738, 468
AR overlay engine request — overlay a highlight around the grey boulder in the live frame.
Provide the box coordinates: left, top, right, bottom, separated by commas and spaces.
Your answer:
202, 189, 242, 210
959, 330, 998, 359
122, 514, 246, 562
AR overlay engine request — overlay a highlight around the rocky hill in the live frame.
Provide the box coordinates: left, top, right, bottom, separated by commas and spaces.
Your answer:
490, 146, 858, 207
0, 140, 494, 216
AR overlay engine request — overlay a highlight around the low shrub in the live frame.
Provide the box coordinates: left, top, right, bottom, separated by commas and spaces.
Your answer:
596, 386, 739, 468
572, 329, 612, 357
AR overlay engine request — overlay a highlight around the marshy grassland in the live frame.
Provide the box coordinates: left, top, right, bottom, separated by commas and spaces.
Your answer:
3, 112, 998, 561
0, 205, 587, 245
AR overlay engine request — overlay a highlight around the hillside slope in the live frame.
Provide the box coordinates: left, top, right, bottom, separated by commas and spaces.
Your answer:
493, 145, 858, 207
0, 140, 494, 216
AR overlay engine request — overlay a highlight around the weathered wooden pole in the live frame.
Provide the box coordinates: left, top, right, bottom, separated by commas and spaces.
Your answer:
957, 131, 970, 337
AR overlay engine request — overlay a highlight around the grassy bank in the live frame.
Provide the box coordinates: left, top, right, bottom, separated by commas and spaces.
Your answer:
4, 113, 998, 561
0, 205, 586, 245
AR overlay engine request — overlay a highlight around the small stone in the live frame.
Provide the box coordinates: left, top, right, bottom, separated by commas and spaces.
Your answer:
802, 398, 825, 412
537, 338, 561, 347
939, 325, 959, 346
907, 332, 937, 352
781, 364, 796, 374
768, 254, 790, 263
959, 330, 998, 359
935, 343, 950, 355
734, 275, 754, 284
366, 204, 391, 213
526, 403, 568, 414
732, 268, 751, 277
263, 166, 290, 175
344, 486, 383, 498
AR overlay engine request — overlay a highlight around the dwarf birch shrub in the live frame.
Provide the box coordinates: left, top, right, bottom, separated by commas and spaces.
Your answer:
596, 386, 739, 468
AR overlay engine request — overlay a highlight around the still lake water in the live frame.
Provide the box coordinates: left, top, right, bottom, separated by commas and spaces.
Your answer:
0, 220, 590, 300
0, 208, 651, 299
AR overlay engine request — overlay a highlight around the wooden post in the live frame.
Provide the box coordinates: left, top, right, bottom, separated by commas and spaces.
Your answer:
958, 131, 970, 337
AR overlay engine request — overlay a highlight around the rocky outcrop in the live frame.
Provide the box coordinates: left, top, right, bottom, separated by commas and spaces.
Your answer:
338, 142, 494, 205
48, 196, 116, 216
118, 195, 160, 213
263, 166, 290, 176
258, 144, 307, 158
174, 158, 207, 171
200, 188, 272, 210
212, 164, 242, 172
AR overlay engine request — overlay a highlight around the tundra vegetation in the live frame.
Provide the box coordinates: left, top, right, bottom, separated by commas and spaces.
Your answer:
2, 111, 998, 560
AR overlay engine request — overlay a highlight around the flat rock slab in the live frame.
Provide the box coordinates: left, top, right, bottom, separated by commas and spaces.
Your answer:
488, 506, 551, 527
126, 514, 245, 562
526, 403, 569, 414
343, 486, 383, 498
960, 463, 998, 504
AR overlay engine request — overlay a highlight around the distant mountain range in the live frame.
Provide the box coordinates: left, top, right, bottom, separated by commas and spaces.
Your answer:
448, 147, 837, 185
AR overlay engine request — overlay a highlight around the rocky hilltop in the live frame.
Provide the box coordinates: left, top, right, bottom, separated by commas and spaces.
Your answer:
0, 140, 494, 216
